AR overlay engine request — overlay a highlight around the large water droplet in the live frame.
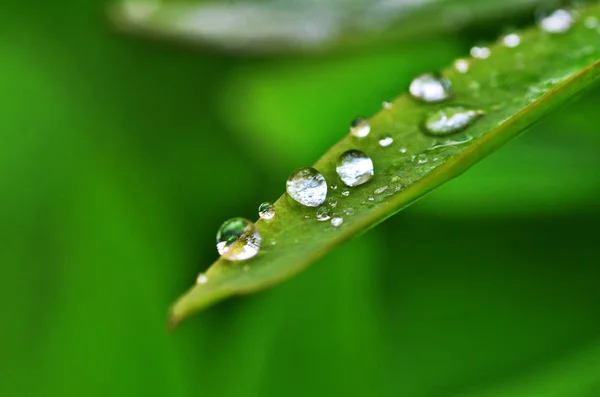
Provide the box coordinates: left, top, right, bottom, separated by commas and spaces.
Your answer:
409, 73, 452, 103
216, 218, 261, 261
422, 106, 484, 137
336, 150, 374, 187
286, 167, 327, 207
350, 118, 370, 137
538, 9, 573, 33
258, 202, 275, 220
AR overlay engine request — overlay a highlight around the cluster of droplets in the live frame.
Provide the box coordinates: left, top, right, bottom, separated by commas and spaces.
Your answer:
200, 3, 594, 282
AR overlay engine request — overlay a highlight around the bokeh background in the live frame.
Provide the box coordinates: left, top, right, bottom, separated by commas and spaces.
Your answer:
2, 1, 600, 396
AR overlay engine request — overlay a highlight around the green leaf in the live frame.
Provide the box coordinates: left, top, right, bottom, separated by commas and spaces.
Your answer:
108, 0, 549, 53
170, 4, 600, 327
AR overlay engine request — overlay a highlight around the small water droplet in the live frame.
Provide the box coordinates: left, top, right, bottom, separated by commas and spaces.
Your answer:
336, 150, 374, 187
454, 59, 469, 73
470, 46, 491, 59
327, 198, 338, 207
399, 147, 408, 154
374, 186, 388, 195
316, 206, 331, 222
216, 218, 261, 261
367, 196, 375, 202
286, 167, 327, 207
538, 9, 573, 33
382, 101, 392, 109
258, 202, 275, 220
343, 208, 355, 216
331, 217, 344, 227
342, 190, 350, 197
422, 106, 485, 137
502, 33, 521, 48
409, 73, 452, 103
390, 176, 401, 183
585, 16, 598, 29
270, 240, 277, 246
330, 184, 338, 190
350, 118, 370, 137
416, 154, 428, 164
196, 273, 208, 284
379, 136, 394, 147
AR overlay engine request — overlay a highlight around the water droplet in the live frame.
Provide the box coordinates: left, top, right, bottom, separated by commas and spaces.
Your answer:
327, 198, 338, 208
379, 136, 394, 147
286, 167, 327, 207
368, 196, 375, 202
270, 240, 277, 246
422, 106, 484, 137
350, 118, 370, 137
216, 218, 261, 261
341, 190, 350, 197
258, 202, 275, 220
409, 73, 452, 103
390, 176, 401, 183
416, 154, 428, 164
399, 147, 408, 154
374, 186, 388, 195
343, 208, 355, 216
538, 9, 573, 33
330, 184, 338, 190
382, 101, 392, 109
454, 59, 469, 73
585, 16, 598, 29
331, 217, 344, 227
502, 33, 521, 48
196, 273, 208, 284
336, 150, 374, 187
316, 206, 331, 222
470, 46, 491, 59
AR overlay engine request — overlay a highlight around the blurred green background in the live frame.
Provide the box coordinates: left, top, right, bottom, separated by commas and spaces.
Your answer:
2, 1, 600, 396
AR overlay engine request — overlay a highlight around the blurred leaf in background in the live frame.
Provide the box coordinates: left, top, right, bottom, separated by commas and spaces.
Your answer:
1, 1, 600, 397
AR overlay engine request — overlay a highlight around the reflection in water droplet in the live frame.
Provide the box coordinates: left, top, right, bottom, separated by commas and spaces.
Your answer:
196, 273, 208, 284
454, 59, 469, 73
374, 186, 388, 195
331, 217, 343, 227
379, 136, 394, 147
286, 167, 327, 207
585, 16, 598, 29
422, 106, 484, 137
538, 9, 573, 33
216, 218, 261, 261
258, 202, 275, 220
316, 206, 331, 222
336, 150, 374, 187
342, 190, 350, 197
344, 208, 355, 216
382, 101, 392, 109
470, 46, 491, 59
350, 118, 370, 137
409, 73, 452, 103
502, 33, 521, 48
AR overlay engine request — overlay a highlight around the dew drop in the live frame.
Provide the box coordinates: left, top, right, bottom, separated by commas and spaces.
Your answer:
216, 218, 261, 261
343, 208, 355, 216
502, 33, 521, 48
390, 176, 401, 183
454, 59, 469, 73
331, 217, 344, 227
374, 186, 388, 195
409, 73, 453, 103
316, 206, 331, 222
350, 118, 370, 137
379, 136, 394, 147
327, 198, 338, 208
330, 184, 338, 190
422, 106, 485, 137
286, 167, 327, 207
470, 46, 491, 59
416, 154, 428, 164
196, 273, 208, 284
585, 16, 598, 29
382, 101, 392, 109
258, 202, 275, 220
336, 150, 374, 187
399, 147, 408, 154
538, 9, 573, 33
341, 190, 350, 197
